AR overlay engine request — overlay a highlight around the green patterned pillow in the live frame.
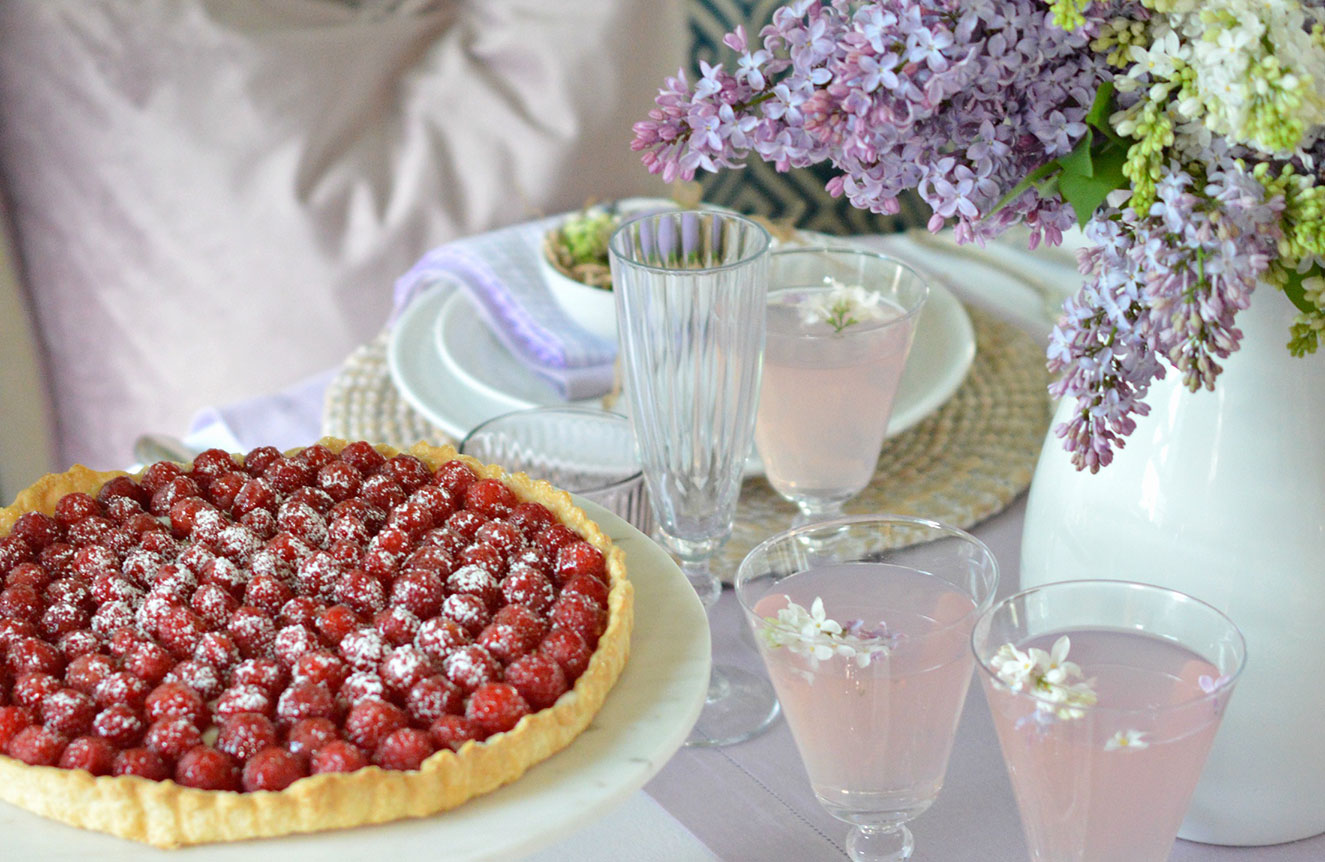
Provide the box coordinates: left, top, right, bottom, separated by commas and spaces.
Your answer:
689, 0, 930, 235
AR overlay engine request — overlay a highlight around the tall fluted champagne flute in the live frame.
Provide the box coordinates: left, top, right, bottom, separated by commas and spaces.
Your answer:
609, 209, 780, 746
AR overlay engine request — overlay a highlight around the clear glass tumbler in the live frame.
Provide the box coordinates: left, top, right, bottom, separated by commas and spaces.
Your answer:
972, 580, 1246, 862
458, 406, 653, 536
755, 248, 929, 526
609, 208, 779, 746
736, 515, 999, 861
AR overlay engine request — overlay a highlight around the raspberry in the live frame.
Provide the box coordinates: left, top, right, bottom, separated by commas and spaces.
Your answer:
372, 605, 422, 647
429, 714, 482, 752
296, 551, 344, 602
144, 716, 204, 762
243, 445, 281, 476
465, 683, 529, 738
458, 542, 506, 580
242, 746, 306, 794
12, 672, 61, 711
59, 735, 116, 775
245, 574, 294, 618
0, 705, 33, 749
228, 658, 288, 695
373, 727, 436, 771
53, 492, 102, 528
267, 531, 316, 568
192, 582, 239, 628
66, 516, 115, 548
554, 541, 607, 585
344, 698, 409, 751
386, 501, 433, 541
9, 636, 64, 676
442, 645, 500, 694
447, 565, 501, 612
285, 716, 339, 757
533, 524, 579, 560
276, 501, 328, 548
310, 739, 369, 774
65, 653, 115, 695
113, 747, 170, 780
38, 543, 77, 581
339, 627, 389, 673
240, 508, 279, 541
7, 724, 67, 765
141, 461, 185, 496
414, 617, 470, 664
464, 479, 518, 519
315, 604, 361, 646
361, 474, 406, 513
144, 681, 208, 727
0, 584, 42, 624
47, 578, 93, 613
317, 461, 363, 502
338, 671, 388, 709
444, 510, 488, 542
285, 485, 335, 516
291, 650, 348, 692
296, 443, 338, 471
335, 568, 387, 616
440, 593, 491, 638
228, 606, 278, 658
560, 573, 610, 609
273, 623, 320, 668
405, 675, 464, 726
232, 478, 279, 518
475, 521, 524, 559
338, 441, 387, 475
401, 545, 455, 578
408, 485, 456, 525
11, 512, 61, 552
192, 447, 240, 482
420, 527, 468, 558
175, 746, 240, 791
539, 627, 592, 682
193, 632, 242, 671
275, 681, 338, 727
499, 566, 555, 615
279, 596, 323, 629
478, 621, 531, 665
150, 475, 202, 518
550, 592, 607, 648
503, 653, 569, 711
432, 459, 477, 497
217, 712, 279, 761
7, 562, 50, 593
92, 704, 146, 748
94, 671, 151, 710
380, 646, 434, 697
327, 518, 370, 551
155, 605, 207, 659
508, 502, 555, 538
207, 471, 248, 512
40, 687, 97, 737
492, 604, 546, 651
214, 685, 274, 722
164, 659, 223, 701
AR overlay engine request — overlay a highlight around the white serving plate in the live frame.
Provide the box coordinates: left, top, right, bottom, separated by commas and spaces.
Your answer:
0, 501, 710, 862
397, 246, 976, 441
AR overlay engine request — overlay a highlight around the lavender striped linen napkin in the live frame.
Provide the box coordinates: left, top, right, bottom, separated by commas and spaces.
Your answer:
392, 217, 618, 400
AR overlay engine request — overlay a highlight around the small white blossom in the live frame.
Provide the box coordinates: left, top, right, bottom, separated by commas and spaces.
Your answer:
990, 635, 1098, 722
1105, 729, 1150, 751
797, 278, 893, 333
761, 597, 896, 670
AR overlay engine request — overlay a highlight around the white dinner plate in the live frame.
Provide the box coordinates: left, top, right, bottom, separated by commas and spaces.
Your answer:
0, 501, 710, 862
393, 242, 976, 441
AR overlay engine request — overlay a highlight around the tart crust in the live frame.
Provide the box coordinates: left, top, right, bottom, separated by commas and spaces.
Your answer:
0, 439, 633, 847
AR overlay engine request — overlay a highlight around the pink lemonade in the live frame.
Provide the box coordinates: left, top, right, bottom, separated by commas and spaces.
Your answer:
751, 562, 977, 826
983, 629, 1229, 862
754, 287, 916, 508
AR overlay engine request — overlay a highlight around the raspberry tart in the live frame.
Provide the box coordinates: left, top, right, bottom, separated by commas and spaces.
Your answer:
0, 439, 632, 847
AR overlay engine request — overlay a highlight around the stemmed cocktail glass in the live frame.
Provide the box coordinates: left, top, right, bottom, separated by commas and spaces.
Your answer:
754, 248, 928, 527
736, 515, 999, 860
608, 209, 780, 747
972, 580, 1246, 862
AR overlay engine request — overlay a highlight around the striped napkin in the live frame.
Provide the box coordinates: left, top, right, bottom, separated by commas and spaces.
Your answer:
391, 217, 617, 400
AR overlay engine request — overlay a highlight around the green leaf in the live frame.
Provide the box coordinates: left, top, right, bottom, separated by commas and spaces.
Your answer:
1058, 134, 1094, 179
1058, 139, 1129, 227
1085, 82, 1115, 131
1283, 264, 1324, 315
988, 158, 1062, 217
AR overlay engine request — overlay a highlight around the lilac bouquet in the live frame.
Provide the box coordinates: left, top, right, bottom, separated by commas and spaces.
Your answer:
633, 0, 1325, 471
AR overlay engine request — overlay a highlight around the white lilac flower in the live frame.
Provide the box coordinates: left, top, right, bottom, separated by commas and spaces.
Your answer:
761, 596, 896, 669
797, 278, 890, 333
1105, 729, 1150, 751
991, 635, 1098, 721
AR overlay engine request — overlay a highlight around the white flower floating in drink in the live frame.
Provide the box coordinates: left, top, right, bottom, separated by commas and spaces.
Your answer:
760, 597, 899, 670
797, 278, 891, 334
1105, 729, 1150, 751
990, 635, 1098, 721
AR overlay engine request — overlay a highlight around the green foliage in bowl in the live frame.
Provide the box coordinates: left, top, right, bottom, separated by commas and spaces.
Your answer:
543, 206, 618, 290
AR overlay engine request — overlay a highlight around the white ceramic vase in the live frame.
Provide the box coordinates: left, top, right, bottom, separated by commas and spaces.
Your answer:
1020, 284, 1325, 845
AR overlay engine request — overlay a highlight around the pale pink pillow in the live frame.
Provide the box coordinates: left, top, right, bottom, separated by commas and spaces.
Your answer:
0, 0, 685, 469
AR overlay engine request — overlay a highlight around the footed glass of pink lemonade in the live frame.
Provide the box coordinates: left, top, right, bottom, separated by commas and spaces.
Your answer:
736, 515, 998, 861
972, 580, 1246, 862
754, 248, 928, 526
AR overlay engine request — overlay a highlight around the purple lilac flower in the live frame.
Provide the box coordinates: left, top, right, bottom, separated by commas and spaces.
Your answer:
1047, 159, 1283, 471
632, 0, 1110, 246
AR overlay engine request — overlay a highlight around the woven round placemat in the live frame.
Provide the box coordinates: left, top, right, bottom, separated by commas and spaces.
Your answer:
322, 306, 1052, 569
